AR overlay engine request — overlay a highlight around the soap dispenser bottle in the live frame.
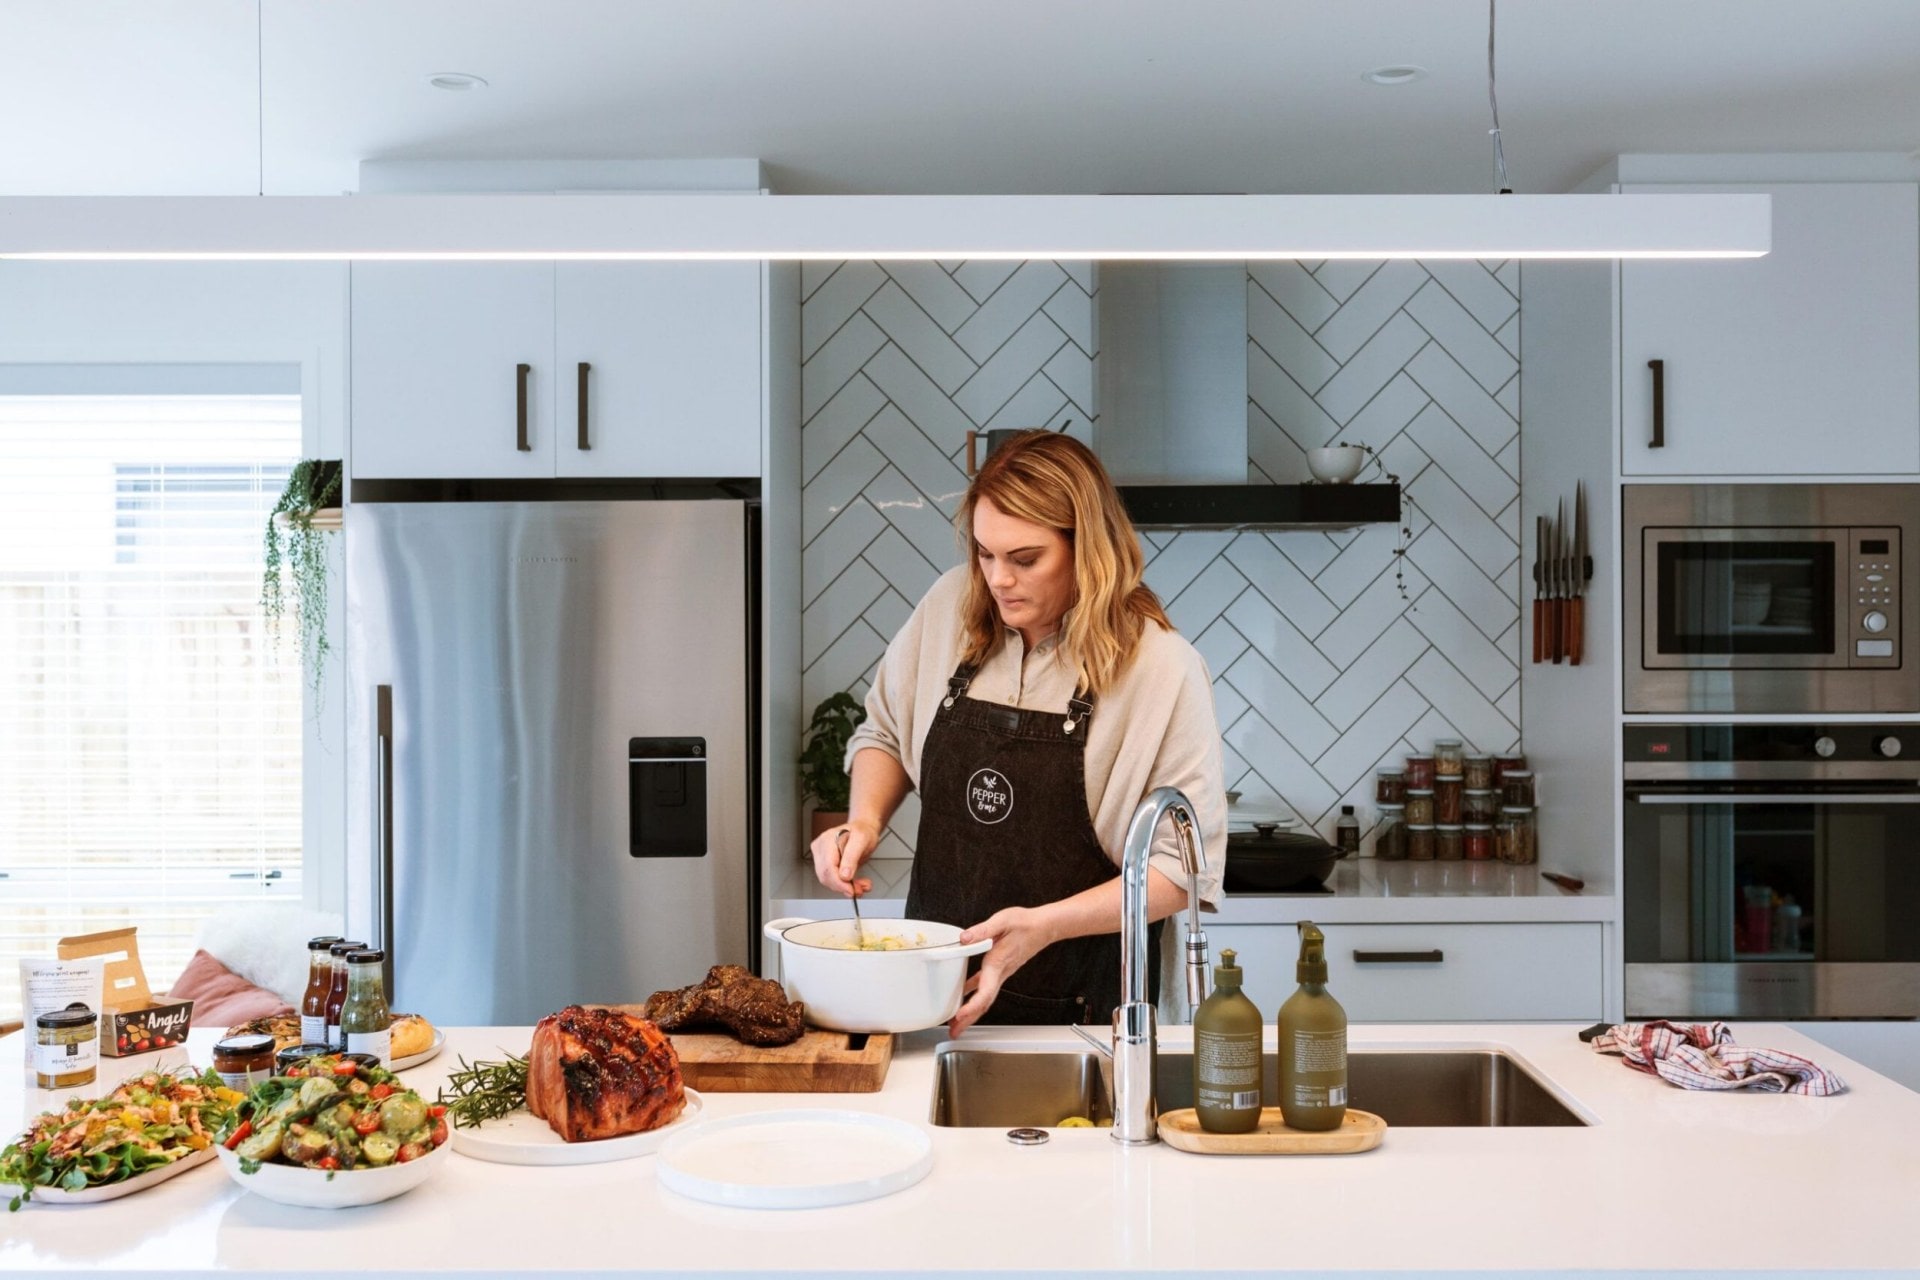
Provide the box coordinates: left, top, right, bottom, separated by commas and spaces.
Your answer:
1278, 921, 1348, 1131
1193, 948, 1264, 1133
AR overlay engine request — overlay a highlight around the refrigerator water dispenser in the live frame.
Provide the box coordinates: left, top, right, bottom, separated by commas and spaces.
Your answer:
629, 737, 708, 857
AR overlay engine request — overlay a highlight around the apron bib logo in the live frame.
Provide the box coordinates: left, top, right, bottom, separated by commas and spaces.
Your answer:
966, 768, 1013, 824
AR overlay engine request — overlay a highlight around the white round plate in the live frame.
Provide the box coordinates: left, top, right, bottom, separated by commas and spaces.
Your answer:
452, 1088, 704, 1166
216, 1135, 450, 1209
390, 1028, 445, 1072
11, 1145, 216, 1206
655, 1109, 932, 1210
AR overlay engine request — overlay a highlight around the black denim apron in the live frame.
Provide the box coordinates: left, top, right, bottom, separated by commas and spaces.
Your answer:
905, 661, 1159, 1025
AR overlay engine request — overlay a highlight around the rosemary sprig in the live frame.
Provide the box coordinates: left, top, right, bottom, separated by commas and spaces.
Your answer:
436, 1052, 531, 1129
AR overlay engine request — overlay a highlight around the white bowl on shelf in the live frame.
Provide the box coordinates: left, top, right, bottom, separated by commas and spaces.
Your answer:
1306, 446, 1367, 484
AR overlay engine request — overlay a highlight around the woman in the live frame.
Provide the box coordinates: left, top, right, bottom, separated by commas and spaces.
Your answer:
810, 430, 1226, 1035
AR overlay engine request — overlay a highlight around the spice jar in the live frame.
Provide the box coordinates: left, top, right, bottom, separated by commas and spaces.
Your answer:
34, 1004, 99, 1090
1373, 806, 1408, 861
1404, 754, 1435, 790
1502, 769, 1537, 808
1404, 790, 1435, 825
1493, 754, 1528, 788
1375, 770, 1406, 806
1434, 778, 1463, 824
1496, 807, 1538, 865
212, 1033, 278, 1093
1435, 824, 1465, 861
1433, 739, 1464, 778
1463, 755, 1494, 790
1464, 824, 1493, 861
1407, 824, 1436, 861
1463, 789, 1497, 823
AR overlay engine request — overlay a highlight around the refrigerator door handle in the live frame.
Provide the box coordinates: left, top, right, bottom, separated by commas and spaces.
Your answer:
375, 684, 396, 1001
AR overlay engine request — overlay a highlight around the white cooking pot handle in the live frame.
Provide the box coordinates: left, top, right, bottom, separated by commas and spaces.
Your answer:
918, 937, 994, 960
763, 916, 813, 940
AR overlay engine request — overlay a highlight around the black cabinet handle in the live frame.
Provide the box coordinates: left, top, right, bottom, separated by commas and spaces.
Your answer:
515, 363, 532, 452
1354, 949, 1444, 964
577, 362, 591, 451
1648, 358, 1665, 449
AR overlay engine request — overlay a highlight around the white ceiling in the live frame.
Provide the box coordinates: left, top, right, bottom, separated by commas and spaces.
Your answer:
4, 0, 1919, 198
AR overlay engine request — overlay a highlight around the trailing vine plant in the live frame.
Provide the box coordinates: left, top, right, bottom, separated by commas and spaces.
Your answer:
1334, 441, 1420, 603
262, 459, 343, 691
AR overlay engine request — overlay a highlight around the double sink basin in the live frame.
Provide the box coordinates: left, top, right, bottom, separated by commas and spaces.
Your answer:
932, 1045, 1588, 1129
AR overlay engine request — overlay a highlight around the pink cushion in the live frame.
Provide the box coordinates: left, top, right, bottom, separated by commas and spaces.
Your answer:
164, 949, 295, 1026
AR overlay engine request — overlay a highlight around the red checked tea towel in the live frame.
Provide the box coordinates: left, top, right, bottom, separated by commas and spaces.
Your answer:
1592, 1021, 1847, 1095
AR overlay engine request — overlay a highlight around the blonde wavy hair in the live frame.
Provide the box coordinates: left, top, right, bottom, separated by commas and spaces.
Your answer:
958, 431, 1171, 695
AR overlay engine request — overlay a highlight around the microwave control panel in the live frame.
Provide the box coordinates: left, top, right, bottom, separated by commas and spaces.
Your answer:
1849, 528, 1900, 665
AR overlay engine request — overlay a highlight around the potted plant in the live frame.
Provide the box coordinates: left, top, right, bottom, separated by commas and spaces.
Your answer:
799, 691, 867, 843
262, 458, 344, 690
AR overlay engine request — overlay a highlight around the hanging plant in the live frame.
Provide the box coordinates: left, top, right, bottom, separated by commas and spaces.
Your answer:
1336, 441, 1421, 603
262, 459, 343, 690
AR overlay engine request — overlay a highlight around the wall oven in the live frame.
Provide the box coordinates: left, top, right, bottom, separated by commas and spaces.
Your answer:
1624, 723, 1920, 1019
1624, 484, 1919, 713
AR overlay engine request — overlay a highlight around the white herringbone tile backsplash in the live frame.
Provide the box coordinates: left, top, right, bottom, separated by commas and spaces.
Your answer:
801, 259, 1520, 854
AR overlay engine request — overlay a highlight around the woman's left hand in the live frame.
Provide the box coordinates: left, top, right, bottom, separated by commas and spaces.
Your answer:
948, 906, 1059, 1037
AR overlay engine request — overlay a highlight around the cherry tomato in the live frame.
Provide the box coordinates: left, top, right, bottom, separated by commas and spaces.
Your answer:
369, 1083, 394, 1100
331, 1061, 358, 1076
431, 1118, 448, 1147
396, 1142, 427, 1163
428, 1103, 447, 1118
223, 1120, 252, 1151
118, 1035, 129, 1050
136, 1039, 151, 1051
153, 1035, 168, 1048
316, 1156, 340, 1171
352, 1109, 382, 1136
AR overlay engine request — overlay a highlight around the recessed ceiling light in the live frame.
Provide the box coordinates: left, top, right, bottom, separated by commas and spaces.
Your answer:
427, 72, 488, 92
1364, 65, 1427, 86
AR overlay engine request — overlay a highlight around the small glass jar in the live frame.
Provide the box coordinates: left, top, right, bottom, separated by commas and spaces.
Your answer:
1404, 790, 1435, 825
1435, 824, 1465, 861
1433, 739, 1464, 778
1464, 823, 1494, 861
1407, 824, 1436, 861
1463, 755, 1494, 790
1373, 806, 1408, 861
1496, 807, 1538, 865
34, 1004, 99, 1090
1375, 770, 1407, 806
1503, 769, 1537, 809
1404, 754, 1435, 790
1463, 789, 1497, 823
212, 1033, 278, 1093
1493, 754, 1528, 789
1434, 778, 1463, 824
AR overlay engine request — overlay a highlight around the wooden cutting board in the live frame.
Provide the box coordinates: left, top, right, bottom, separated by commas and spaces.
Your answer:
665, 1030, 895, 1093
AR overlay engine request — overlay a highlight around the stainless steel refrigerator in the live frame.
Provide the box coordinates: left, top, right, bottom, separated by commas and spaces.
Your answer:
345, 498, 756, 1026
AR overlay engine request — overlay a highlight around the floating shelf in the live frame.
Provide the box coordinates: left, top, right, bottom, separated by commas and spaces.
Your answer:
1118, 483, 1400, 532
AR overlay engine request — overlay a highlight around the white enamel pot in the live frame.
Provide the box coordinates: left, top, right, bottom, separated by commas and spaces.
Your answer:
762, 916, 993, 1034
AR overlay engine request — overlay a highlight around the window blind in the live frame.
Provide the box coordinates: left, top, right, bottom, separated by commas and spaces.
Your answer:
0, 394, 304, 1017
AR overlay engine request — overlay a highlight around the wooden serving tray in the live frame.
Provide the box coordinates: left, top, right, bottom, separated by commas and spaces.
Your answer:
665, 1030, 894, 1093
1157, 1107, 1385, 1155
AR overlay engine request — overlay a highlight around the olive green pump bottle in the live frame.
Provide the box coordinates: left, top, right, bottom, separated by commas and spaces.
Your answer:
1278, 922, 1348, 1131
1192, 948, 1264, 1133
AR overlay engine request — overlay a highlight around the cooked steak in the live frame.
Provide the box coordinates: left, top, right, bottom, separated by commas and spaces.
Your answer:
642, 964, 807, 1047
525, 1005, 685, 1142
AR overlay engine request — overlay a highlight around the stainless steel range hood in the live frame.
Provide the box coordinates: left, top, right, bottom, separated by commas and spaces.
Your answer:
1096, 262, 1397, 531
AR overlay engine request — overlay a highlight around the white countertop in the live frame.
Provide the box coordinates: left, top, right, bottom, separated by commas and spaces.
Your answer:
5, 1020, 1916, 1277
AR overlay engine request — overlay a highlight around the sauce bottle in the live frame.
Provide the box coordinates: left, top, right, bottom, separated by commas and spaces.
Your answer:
1278, 921, 1348, 1132
1193, 949, 1264, 1133
300, 935, 343, 1047
1335, 805, 1360, 856
339, 948, 393, 1067
323, 939, 365, 1050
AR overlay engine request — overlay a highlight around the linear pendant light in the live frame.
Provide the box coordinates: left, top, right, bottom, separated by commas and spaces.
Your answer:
0, 192, 1768, 261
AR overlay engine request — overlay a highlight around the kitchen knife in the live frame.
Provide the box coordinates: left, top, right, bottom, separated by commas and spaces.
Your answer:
1551, 498, 1565, 664
1531, 516, 1545, 664
1568, 483, 1588, 666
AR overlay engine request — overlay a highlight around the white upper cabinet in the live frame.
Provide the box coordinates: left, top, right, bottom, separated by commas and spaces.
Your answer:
1619, 182, 1920, 477
351, 262, 762, 480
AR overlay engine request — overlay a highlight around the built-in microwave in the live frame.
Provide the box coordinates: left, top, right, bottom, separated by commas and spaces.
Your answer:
1624, 484, 1920, 714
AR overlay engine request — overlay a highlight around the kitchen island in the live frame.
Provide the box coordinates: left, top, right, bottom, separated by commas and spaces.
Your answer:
4, 1021, 1917, 1277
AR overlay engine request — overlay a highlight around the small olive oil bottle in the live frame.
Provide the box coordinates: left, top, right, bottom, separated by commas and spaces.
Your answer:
1193, 948, 1264, 1133
1278, 922, 1348, 1131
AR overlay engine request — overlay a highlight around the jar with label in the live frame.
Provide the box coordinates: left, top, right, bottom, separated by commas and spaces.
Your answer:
1463, 824, 1493, 860
1375, 770, 1406, 806
1407, 824, 1436, 861
1462, 755, 1494, 790
1502, 770, 1537, 809
1404, 790, 1434, 825
34, 1004, 99, 1090
1434, 778, 1463, 824
212, 1033, 278, 1093
1496, 807, 1538, 864
1373, 807, 1408, 861
323, 939, 365, 1050
1404, 754, 1435, 790
1434, 824, 1465, 861
1462, 789, 1497, 823
300, 934, 342, 1047
339, 948, 393, 1066
1493, 755, 1528, 789
1433, 739, 1464, 778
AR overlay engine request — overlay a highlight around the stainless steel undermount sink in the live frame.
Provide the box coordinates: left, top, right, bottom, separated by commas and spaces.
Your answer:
930, 1046, 1588, 1129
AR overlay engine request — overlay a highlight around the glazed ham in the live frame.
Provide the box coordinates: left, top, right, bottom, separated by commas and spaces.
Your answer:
525, 1005, 686, 1142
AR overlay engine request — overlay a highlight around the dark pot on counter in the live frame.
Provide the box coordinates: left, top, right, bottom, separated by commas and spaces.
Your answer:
1223, 823, 1347, 892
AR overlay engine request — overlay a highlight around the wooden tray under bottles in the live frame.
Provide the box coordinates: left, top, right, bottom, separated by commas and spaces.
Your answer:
1157, 1107, 1386, 1155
